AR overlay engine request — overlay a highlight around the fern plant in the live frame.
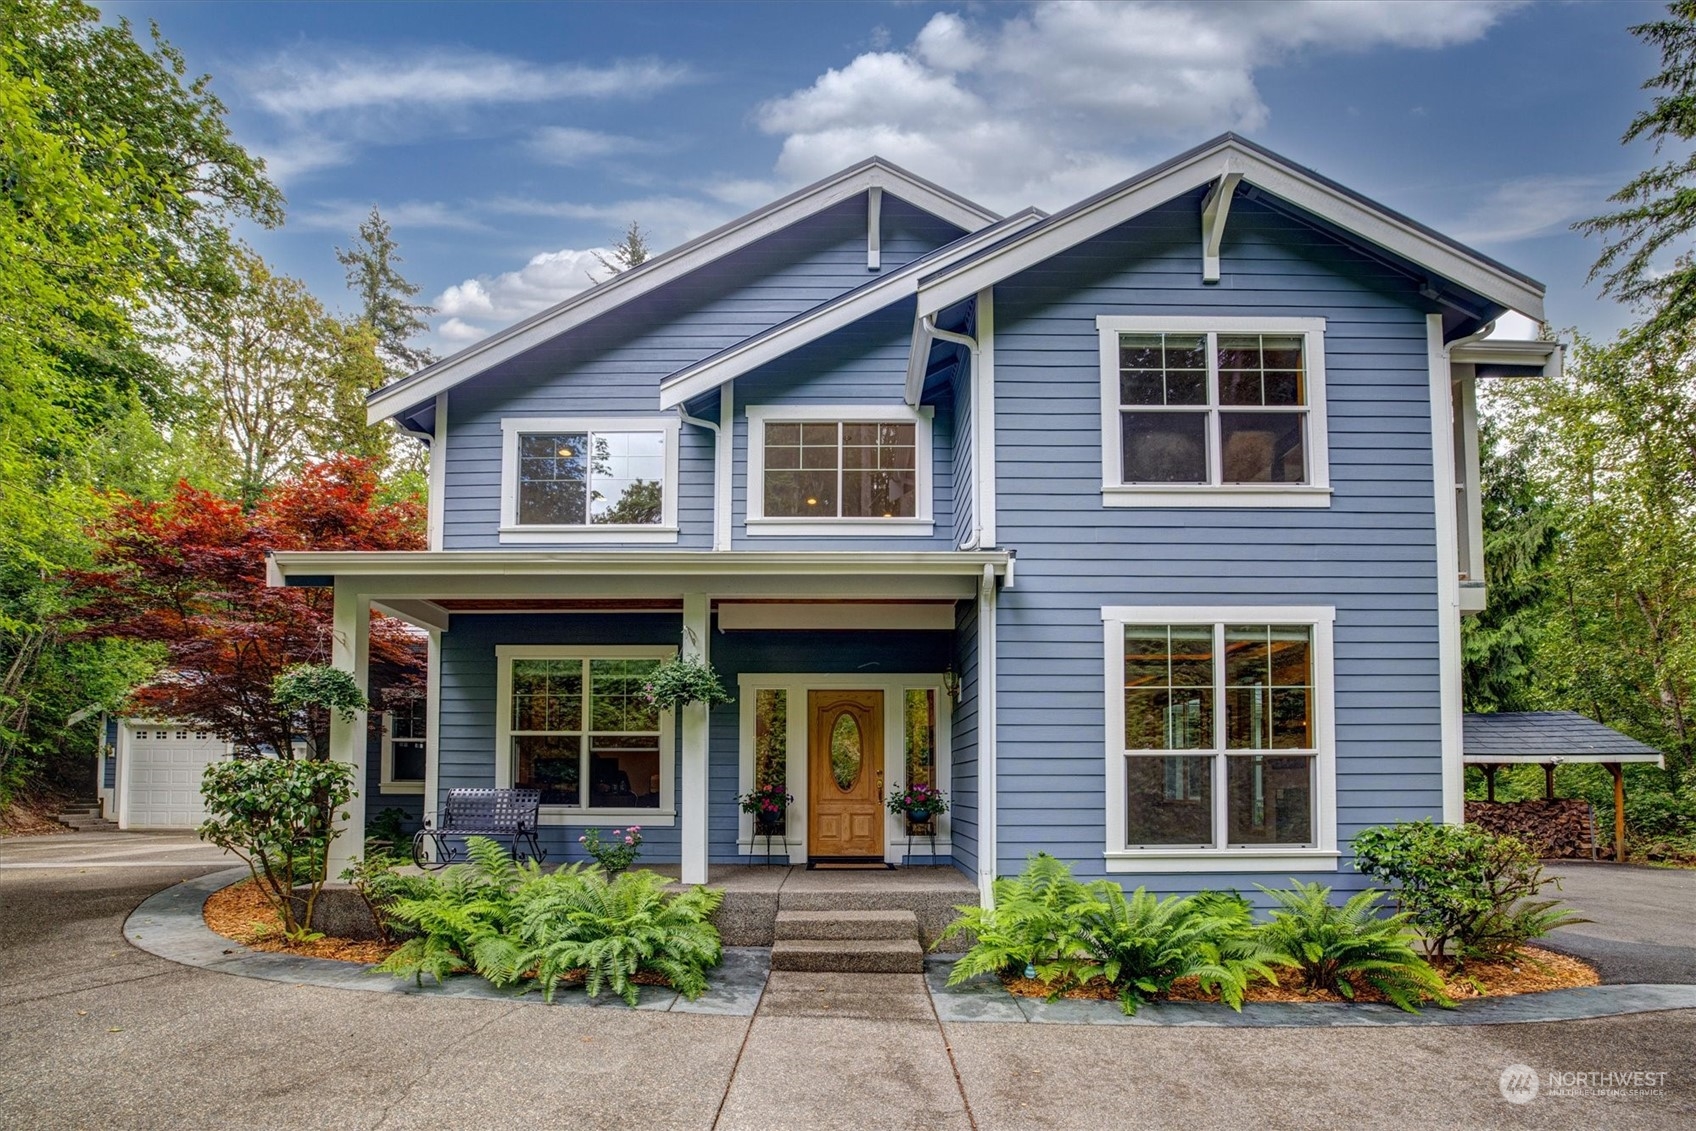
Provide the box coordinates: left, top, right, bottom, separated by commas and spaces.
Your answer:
1254, 881, 1452, 1013
1061, 883, 1279, 1015
374, 836, 536, 985
495, 868, 725, 1005
937, 853, 1088, 986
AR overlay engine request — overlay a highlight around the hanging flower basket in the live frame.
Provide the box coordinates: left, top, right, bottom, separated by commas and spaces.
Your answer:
640, 657, 733, 712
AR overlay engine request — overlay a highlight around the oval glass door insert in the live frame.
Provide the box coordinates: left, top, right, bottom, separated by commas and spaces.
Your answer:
829, 712, 862, 791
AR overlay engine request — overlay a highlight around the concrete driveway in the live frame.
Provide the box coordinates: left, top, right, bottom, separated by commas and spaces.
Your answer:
1, 832, 1692, 1131
1544, 863, 1696, 984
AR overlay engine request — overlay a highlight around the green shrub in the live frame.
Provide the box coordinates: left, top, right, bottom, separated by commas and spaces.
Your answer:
936, 853, 1087, 985
375, 837, 724, 1005
1352, 820, 1585, 961
339, 851, 435, 942
198, 756, 356, 938
1253, 881, 1451, 1012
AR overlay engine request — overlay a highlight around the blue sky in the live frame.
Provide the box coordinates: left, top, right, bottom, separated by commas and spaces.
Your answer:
107, 0, 1665, 347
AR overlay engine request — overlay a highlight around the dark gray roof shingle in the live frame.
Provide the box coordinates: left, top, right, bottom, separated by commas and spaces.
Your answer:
1463, 711, 1662, 760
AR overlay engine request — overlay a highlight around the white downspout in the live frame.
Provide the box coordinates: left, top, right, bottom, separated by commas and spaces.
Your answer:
677, 404, 727, 552
926, 316, 984, 551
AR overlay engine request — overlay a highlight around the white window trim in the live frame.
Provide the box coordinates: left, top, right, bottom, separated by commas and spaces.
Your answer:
1100, 605, 1338, 873
745, 404, 934, 536
498, 416, 681, 543
494, 644, 678, 827
735, 674, 952, 864
379, 709, 426, 795
1096, 316, 1331, 508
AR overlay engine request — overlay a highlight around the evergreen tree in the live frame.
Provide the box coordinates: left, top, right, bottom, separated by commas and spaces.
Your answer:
591, 221, 651, 281
335, 206, 435, 375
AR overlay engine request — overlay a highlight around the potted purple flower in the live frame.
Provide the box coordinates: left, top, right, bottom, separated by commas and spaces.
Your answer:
738, 782, 793, 835
887, 782, 948, 826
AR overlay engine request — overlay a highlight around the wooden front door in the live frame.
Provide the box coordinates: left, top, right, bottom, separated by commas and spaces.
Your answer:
807, 690, 884, 859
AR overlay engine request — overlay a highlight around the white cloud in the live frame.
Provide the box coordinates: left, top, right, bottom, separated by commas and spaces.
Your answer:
758, 1, 1526, 210
247, 50, 693, 119
1445, 174, 1613, 246
437, 317, 493, 344
486, 194, 734, 248
525, 126, 655, 165
432, 246, 610, 340
293, 199, 486, 233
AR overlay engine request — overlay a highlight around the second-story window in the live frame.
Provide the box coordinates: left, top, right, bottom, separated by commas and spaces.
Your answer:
499, 417, 680, 542
746, 405, 933, 535
1096, 317, 1331, 507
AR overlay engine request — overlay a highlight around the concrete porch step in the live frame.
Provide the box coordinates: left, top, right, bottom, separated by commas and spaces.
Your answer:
770, 938, 926, 974
774, 909, 919, 942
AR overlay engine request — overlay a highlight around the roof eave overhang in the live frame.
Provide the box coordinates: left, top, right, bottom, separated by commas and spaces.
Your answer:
915, 137, 1546, 325
1451, 338, 1565, 380
1462, 753, 1665, 766
658, 209, 1044, 410
266, 549, 1010, 601
366, 160, 1000, 426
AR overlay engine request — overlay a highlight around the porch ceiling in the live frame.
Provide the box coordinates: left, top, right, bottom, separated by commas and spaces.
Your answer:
265, 549, 1009, 602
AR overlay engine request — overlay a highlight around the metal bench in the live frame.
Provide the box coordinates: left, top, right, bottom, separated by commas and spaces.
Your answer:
412, 787, 545, 870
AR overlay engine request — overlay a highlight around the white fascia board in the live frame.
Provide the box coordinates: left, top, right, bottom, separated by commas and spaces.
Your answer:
1450, 338, 1564, 378
266, 549, 1010, 583
368, 161, 999, 425
918, 140, 1545, 322
659, 210, 1042, 410
1463, 752, 1665, 766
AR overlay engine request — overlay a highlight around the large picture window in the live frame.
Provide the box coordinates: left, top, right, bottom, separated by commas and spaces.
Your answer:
1097, 317, 1330, 507
499, 417, 680, 542
496, 647, 675, 822
1102, 607, 1337, 870
745, 406, 933, 535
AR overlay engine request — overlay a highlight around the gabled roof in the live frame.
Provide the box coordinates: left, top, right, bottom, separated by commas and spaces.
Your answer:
657, 207, 1045, 409
915, 133, 1546, 325
366, 158, 1001, 425
1463, 711, 1664, 764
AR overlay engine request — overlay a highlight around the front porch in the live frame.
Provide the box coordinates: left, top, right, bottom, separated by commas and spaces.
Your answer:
265, 549, 1009, 896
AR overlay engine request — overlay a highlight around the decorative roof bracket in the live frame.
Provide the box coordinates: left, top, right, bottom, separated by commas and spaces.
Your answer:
1200, 169, 1243, 284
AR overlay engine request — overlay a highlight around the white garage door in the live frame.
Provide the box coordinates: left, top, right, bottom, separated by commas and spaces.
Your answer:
122, 724, 228, 830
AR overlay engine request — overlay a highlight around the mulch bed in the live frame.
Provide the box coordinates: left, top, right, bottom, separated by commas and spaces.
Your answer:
204, 878, 400, 965
1001, 945, 1599, 1007
0, 800, 74, 837
202, 878, 673, 989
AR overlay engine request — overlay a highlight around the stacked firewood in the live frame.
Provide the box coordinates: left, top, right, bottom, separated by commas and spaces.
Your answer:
1465, 799, 1600, 859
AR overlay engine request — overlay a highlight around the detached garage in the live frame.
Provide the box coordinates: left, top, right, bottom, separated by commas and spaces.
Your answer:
115, 722, 231, 830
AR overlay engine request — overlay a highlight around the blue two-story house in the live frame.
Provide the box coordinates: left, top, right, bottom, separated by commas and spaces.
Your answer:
267, 135, 1562, 902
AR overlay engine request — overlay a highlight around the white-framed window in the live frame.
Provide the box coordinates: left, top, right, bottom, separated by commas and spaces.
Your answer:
499, 416, 680, 543
380, 700, 427, 794
735, 674, 951, 862
495, 645, 676, 826
1097, 317, 1331, 507
1101, 606, 1338, 872
745, 405, 934, 536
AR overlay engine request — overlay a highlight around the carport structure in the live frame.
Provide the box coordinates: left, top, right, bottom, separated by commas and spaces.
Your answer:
1464, 710, 1666, 863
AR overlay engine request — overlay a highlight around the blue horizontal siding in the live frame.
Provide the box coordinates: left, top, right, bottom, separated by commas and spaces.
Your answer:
989, 191, 1447, 893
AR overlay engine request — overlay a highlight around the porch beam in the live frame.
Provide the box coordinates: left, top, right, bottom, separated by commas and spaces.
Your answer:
680, 592, 710, 885
327, 585, 371, 880
371, 598, 451, 633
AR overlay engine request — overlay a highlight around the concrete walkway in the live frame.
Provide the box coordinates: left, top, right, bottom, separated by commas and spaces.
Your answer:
2, 832, 1693, 1130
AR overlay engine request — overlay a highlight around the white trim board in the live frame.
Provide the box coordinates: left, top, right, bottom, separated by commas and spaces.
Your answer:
1427, 315, 1466, 824
734, 674, 952, 864
717, 601, 956, 631
369, 158, 999, 424
918, 135, 1545, 322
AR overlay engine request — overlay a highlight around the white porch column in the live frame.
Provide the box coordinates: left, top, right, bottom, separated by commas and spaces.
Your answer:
680, 592, 711, 884
327, 584, 371, 879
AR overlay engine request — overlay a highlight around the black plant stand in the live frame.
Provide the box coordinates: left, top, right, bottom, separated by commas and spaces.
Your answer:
904, 815, 939, 866
753, 819, 783, 866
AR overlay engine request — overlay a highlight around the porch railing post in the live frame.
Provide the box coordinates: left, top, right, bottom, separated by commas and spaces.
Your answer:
680, 592, 711, 884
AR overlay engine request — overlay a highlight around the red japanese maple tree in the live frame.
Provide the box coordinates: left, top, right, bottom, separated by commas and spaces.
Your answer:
73, 456, 425, 758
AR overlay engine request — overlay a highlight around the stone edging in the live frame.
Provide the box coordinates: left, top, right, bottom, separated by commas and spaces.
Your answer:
122, 867, 767, 1015
126, 868, 1696, 1028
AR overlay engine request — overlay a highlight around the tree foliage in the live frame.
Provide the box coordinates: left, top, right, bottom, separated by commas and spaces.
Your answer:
591, 221, 651, 281
336, 206, 435, 375
70, 457, 425, 758
1577, 2, 1696, 336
